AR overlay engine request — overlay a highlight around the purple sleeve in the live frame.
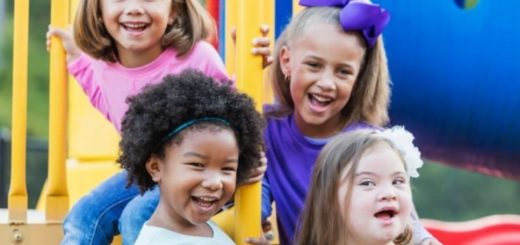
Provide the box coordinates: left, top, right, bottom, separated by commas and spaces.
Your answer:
261, 179, 273, 221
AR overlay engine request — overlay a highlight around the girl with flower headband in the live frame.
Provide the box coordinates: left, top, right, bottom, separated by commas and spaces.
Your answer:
119, 70, 268, 244
295, 127, 423, 245
261, 0, 441, 244
46, 0, 270, 243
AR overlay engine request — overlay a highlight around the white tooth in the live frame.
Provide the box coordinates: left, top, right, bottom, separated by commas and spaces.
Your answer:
199, 196, 216, 202
126, 23, 146, 28
312, 94, 331, 102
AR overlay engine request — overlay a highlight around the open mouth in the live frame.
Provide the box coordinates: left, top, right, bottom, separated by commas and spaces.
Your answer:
121, 22, 149, 32
192, 196, 219, 210
374, 208, 397, 220
308, 93, 333, 108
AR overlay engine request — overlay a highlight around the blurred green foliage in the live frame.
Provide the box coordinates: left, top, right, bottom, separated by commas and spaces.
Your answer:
413, 162, 520, 220
1, 0, 50, 138
0, 0, 518, 220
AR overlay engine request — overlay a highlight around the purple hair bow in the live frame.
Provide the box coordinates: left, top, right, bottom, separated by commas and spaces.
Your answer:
299, 0, 390, 47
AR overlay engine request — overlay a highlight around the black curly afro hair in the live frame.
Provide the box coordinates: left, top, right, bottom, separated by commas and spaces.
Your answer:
118, 69, 266, 193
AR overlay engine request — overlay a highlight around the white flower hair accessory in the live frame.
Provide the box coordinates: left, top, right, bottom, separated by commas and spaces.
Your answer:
375, 126, 424, 178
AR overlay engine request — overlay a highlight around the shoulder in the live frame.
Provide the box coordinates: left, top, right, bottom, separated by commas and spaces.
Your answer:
181, 41, 228, 79
207, 221, 236, 244
133, 224, 158, 245
263, 109, 296, 145
190, 41, 220, 57
264, 105, 291, 127
67, 53, 103, 72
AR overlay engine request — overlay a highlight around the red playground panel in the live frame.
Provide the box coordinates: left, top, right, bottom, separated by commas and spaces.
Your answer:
423, 215, 520, 245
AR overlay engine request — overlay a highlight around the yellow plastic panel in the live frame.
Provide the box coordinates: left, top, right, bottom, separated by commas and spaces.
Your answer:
68, 80, 120, 161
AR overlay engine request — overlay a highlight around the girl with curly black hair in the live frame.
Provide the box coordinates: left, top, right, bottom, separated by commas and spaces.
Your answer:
118, 69, 267, 245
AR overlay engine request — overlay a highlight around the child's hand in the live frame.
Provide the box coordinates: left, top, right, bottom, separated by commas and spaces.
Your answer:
240, 151, 267, 185
262, 220, 275, 241
252, 25, 273, 69
243, 220, 274, 245
46, 26, 81, 62
245, 235, 270, 245
231, 25, 273, 69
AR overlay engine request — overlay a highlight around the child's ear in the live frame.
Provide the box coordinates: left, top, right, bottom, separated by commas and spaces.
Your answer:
146, 155, 162, 183
280, 46, 291, 79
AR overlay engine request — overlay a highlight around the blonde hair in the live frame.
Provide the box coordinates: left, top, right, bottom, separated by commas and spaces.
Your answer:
295, 129, 412, 245
268, 7, 391, 127
73, 0, 215, 62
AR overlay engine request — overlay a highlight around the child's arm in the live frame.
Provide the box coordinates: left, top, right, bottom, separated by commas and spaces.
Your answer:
46, 26, 110, 121
46, 26, 81, 62
411, 209, 444, 245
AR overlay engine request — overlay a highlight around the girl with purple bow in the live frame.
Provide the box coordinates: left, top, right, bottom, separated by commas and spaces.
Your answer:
261, 0, 441, 244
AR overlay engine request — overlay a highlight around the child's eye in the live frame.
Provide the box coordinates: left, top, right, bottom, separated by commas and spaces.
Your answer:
305, 62, 321, 69
187, 162, 204, 169
392, 178, 406, 186
360, 180, 375, 187
222, 167, 237, 173
337, 68, 352, 77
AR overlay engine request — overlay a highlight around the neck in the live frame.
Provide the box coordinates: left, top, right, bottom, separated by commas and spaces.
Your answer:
147, 199, 212, 237
117, 46, 164, 68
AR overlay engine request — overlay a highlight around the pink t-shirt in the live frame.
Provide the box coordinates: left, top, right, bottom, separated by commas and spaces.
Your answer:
68, 41, 229, 132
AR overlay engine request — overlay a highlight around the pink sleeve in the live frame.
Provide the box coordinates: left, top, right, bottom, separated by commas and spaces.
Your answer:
67, 53, 109, 119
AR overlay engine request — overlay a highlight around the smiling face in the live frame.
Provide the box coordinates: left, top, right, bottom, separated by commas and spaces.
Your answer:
100, 0, 173, 66
147, 127, 238, 233
338, 142, 412, 245
280, 23, 366, 138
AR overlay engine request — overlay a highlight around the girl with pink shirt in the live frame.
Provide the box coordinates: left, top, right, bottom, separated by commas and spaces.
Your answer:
46, 0, 269, 244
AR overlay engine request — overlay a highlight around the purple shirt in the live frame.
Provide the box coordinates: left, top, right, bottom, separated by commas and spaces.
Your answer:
262, 109, 369, 245
68, 41, 229, 132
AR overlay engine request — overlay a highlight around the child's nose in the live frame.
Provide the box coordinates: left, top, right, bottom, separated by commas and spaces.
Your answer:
201, 174, 223, 191
378, 187, 397, 201
125, 0, 145, 14
316, 73, 335, 91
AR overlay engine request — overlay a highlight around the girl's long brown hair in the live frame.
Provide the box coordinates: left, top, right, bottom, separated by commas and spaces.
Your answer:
295, 130, 412, 245
73, 0, 215, 62
267, 7, 391, 127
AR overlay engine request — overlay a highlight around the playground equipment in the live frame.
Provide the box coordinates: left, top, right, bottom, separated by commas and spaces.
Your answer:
2, 0, 274, 243
1, 0, 519, 244
379, 0, 520, 180
424, 215, 520, 245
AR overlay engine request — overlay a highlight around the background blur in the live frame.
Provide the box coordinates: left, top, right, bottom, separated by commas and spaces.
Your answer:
0, 0, 519, 221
